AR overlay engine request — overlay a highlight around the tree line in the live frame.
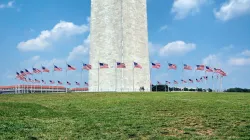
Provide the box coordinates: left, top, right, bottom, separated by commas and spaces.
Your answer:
151, 85, 212, 92
152, 85, 250, 93
225, 88, 250, 92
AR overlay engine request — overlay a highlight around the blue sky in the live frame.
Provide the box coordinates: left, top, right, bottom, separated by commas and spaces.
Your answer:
0, 0, 250, 89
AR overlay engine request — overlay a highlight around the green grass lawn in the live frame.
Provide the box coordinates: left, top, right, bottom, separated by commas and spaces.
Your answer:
0, 92, 250, 139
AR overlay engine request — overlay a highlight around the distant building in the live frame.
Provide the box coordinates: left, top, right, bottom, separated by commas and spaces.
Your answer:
0, 85, 88, 94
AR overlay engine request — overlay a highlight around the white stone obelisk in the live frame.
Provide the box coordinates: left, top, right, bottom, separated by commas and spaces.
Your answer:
89, 0, 150, 92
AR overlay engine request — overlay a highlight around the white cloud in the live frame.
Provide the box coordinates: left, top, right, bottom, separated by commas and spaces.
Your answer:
0, 1, 14, 9
67, 45, 88, 62
228, 57, 250, 66
171, 0, 208, 19
17, 21, 89, 52
67, 35, 90, 61
159, 25, 168, 32
159, 41, 196, 56
214, 0, 250, 21
242, 50, 250, 56
202, 54, 233, 76
202, 54, 222, 67
31, 55, 40, 61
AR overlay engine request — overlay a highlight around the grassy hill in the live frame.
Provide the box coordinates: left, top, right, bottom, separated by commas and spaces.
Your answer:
0, 92, 250, 139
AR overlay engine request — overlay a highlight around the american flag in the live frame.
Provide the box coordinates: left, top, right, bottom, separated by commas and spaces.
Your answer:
35, 79, 40, 83
181, 80, 187, 83
67, 64, 76, 71
214, 68, 227, 76
25, 69, 32, 75
58, 81, 63, 85
157, 81, 161, 85
117, 62, 126, 68
152, 63, 161, 69
20, 70, 26, 77
174, 80, 178, 84
76, 82, 80, 86
166, 81, 171, 84
50, 80, 55, 84
54, 65, 62, 71
134, 62, 142, 69
99, 63, 109, 69
33, 68, 41, 73
42, 80, 46, 84
196, 65, 205, 70
196, 79, 200, 82
168, 63, 177, 70
183, 64, 192, 70
16, 72, 21, 78
214, 68, 221, 73
16, 72, 24, 79
83, 63, 92, 70
84, 82, 89, 86
189, 79, 193, 83
67, 81, 71, 85
28, 78, 33, 83
42, 66, 50, 73
205, 66, 213, 72
21, 78, 27, 82
220, 71, 227, 76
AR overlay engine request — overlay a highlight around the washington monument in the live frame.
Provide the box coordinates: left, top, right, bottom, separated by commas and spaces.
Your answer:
89, 0, 150, 92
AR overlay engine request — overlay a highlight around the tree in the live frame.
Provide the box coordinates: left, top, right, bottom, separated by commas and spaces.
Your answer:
184, 87, 189, 91
208, 88, 212, 92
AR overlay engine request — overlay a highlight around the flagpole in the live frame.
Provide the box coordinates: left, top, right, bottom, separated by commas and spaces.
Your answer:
220, 76, 222, 92
98, 61, 100, 92
133, 62, 135, 92
19, 68, 23, 94
52, 67, 54, 93
150, 67, 152, 92
41, 65, 43, 94
205, 71, 207, 92
195, 67, 197, 92
217, 74, 219, 92
65, 62, 68, 93
181, 62, 184, 91
18, 77, 20, 94
212, 73, 214, 92
168, 83, 170, 92
32, 73, 34, 93
173, 81, 175, 92
21, 81, 22, 94
66, 68, 68, 93
221, 76, 223, 92
165, 82, 166, 92
166, 61, 170, 92
114, 60, 117, 92
81, 62, 83, 89
156, 83, 158, 92
17, 73, 19, 93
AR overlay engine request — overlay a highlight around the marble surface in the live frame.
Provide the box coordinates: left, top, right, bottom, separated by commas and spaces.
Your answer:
89, 0, 150, 92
